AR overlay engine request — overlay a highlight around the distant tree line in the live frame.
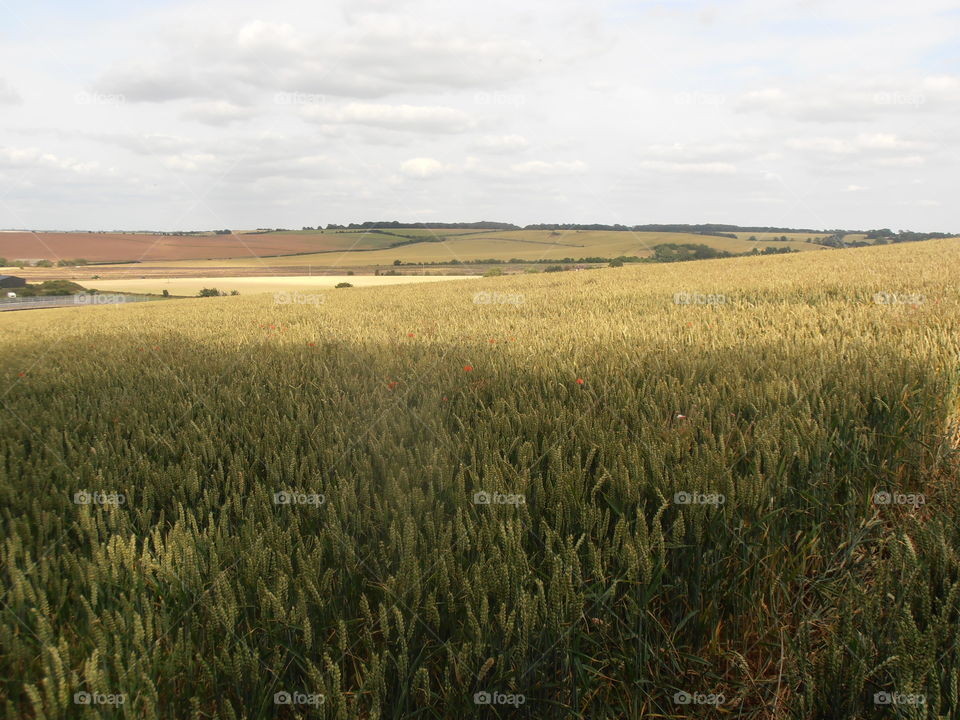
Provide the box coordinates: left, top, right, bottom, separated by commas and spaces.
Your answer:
388, 243, 800, 268
326, 221, 518, 230
521, 223, 824, 233
864, 229, 954, 244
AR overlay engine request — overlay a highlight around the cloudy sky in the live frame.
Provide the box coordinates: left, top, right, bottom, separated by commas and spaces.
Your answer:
1, 0, 957, 231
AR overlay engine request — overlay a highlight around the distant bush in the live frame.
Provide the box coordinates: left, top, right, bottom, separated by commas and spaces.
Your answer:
198, 288, 223, 297
483, 267, 503, 277
653, 243, 732, 262
335, 282, 353, 288
12, 280, 87, 297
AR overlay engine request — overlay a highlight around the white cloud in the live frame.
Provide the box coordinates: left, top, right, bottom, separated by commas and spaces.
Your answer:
303, 102, 473, 133
510, 160, 585, 175
400, 157, 446, 178
874, 155, 925, 168
0, 78, 22, 105
92, 16, 540, 105
474, 134, 529, 154
163, 153, 220, 172
0, 146, 118, 184
735, 74, 960, 123
638, 160, 737, 175
181, 101, 250, 126
87, 132, 195, 156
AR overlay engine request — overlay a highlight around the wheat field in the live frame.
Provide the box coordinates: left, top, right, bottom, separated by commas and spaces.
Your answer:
1, 239, 958, 719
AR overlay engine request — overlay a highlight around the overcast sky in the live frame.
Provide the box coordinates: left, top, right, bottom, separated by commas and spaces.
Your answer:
1, 0, 957, 231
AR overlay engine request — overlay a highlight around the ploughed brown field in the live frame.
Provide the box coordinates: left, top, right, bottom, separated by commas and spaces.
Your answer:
0, 231, 372, 262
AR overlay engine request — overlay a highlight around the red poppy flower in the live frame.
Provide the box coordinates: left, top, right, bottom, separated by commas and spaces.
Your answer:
408, 333, 415, 337
388, 381, 399, 389
463, 365, 474, 372
307, 342, 316, 347
17, 372, 25, 377
576, 378, 584, 385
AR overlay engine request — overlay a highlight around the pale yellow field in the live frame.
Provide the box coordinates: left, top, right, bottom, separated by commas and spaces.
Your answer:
105, 231, 824, 271
86, 274, 477, 295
